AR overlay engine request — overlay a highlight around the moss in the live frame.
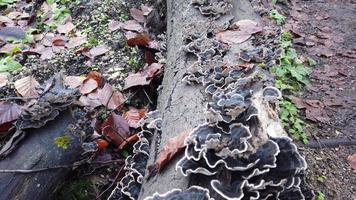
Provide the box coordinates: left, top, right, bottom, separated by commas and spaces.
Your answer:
54, 135, 71, 150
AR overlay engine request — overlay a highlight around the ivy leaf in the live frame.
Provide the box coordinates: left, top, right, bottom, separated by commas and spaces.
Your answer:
0, 56, 22, 73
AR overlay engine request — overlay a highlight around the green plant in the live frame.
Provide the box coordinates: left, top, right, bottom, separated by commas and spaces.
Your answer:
128, 46, 141, 71
316, 191, 325, 200
57, 179, 91, 200
0, 0, 15, 7
53, 5, 70, 21
54, 135, 71, 149
270, 32, 312, 144
269, 10, 285, 25
0, 56, 22, 73
317, 175, 327, 183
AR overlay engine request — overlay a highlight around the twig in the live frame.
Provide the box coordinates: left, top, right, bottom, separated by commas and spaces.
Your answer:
307, 138, 356, 149
143, 89, 153, 105
0, 96, 38, 101
0, 159, 124, 173
95, 165, 124, 200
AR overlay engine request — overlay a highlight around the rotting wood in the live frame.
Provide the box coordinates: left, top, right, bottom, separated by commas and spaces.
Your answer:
139, 0, 263, 199
0, 110, 83, 200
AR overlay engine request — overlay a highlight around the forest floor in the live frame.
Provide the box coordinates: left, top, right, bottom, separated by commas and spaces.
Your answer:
0, 0, 355, 199
283, 0, 356, 199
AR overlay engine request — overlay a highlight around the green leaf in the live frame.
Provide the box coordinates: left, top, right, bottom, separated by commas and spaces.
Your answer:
269, 10, 286, 25
316, 191, 325, 200
0, 0, 15, 6
0, 56, 22, 72
46, 0, 55, 4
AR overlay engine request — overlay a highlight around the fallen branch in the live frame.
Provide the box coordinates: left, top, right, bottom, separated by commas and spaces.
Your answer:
0, 159, 124, 174
307, 138, 356, 149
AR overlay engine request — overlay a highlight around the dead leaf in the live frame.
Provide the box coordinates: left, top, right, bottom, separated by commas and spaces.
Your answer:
101, 113, 131, 147
57, 22, 75, 34
118, 133, 139, 150
125, 31, 151, 47
64, 76, 85, 88
0, 74, 8, 88
148, 129, 191, 173
216, 20, 262, 44
123, 107, 147, 128
0, 102, 22, 125
87, 71, 103, 86
108, 20, 124, 32
14, 76, 40, 97
141, 5, 153, 15
98, 83, 125, 110
78, 92, 101, 108
122, 20, 144, 32
79, 78, 98, 94
95, 139, 109, 151
89, 45, 109, 58
124, 63, 163, 89
347, 154, 356, 171
52, 37, 67, 46
130, 8, 146, 23
66, 36, 87, 49
40, 47, 54, 60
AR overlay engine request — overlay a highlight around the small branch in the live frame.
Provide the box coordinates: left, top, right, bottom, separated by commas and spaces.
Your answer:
0, 96, 38, 101
0, 159, 124, 173
307, 138, 356, 149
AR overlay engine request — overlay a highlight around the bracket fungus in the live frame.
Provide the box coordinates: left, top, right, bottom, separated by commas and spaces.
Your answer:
109, 112, 162, 200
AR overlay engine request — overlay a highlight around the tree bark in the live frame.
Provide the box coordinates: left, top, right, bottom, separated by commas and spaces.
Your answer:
0, 110, 83, 200
139, 0, 259, 199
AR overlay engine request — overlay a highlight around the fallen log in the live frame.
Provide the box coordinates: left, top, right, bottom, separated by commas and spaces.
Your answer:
0, 110, 83, 199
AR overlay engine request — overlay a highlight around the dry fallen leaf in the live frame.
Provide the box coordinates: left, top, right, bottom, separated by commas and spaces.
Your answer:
66, 36, 87, 49
118, 133, 139, 150
98, 83, 125, 110
0, 74, 8, 88
108, 20, 124, 32
0, 102, 22, 125
78, 92, 102, 108
101, 113, 131, 147
89, 45, 109, 58
216, 19, 262, 44
14, 76, 40, 97
79, 78, 98, 94
57, 22, 75, 34
125, 31, 151, 47
148, 129, 191, 173
347, 154, 356, 171
123, 106, 147, 128
122, 20, 144, 32
0, 102, 22, 133
130, 8, 146, 23
52, 37, 67, 46
124, 63, 163, 89
64, 76, 85, 88
87, 71, 103, 86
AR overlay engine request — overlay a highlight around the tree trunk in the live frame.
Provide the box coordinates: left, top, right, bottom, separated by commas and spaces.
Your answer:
0, 110, 83, 200
139, 0, 260, 199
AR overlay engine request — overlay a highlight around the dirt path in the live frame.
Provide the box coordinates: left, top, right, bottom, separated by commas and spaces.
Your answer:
286, 0, 356, 199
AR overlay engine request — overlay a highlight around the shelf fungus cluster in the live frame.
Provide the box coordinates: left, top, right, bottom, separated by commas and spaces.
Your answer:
109, 111, 162, 200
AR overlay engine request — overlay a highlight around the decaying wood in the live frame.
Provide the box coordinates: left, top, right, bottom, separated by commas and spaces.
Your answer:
0, 110, 83, 200
139, 0, 260, 199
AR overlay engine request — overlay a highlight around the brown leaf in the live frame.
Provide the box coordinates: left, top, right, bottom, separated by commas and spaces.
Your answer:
79, 78, 98, 94
40, 47, 54, 60
216, 20, 262, 44
64, 76, 85, 88
14, 76, 40, 97
87, 71, 103, 86
52, 37, 67, 46
347, 154, 356, 171
124, 63, 163, 89
123, 106, 147, 128
108, 20, 124, 32
101, 113, 131, 147
141, 5, 153, 15
122, 20, 144, 32
149, 129, 191, 173
57, 22, 75, 34
98, 83, 125, 110
125, 32, 151, 47
0, 102, 22, 125
89, 45, 109, 58
119, 133, 139, 150
78, 92, 101, 108
130, 8, 146, 23
0, 74, 8, 88
66, 36, 87, 49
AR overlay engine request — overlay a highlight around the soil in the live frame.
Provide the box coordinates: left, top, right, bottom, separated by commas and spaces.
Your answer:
284, 0, 356, 199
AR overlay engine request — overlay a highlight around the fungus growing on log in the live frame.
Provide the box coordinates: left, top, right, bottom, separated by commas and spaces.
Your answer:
144, 186, 212, 200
